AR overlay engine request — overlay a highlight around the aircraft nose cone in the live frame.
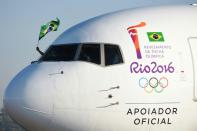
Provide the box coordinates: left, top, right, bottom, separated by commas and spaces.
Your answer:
3, 64, 55, 131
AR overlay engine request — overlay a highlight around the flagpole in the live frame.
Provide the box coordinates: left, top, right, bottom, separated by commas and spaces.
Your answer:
36, 40, 44, 56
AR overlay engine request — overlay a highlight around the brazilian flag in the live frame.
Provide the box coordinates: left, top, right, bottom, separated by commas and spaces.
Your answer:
147, 32, 165, 42
39, 18, 60, 40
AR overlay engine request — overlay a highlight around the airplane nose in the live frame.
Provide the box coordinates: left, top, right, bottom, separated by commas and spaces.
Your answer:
3, 63, 55, 131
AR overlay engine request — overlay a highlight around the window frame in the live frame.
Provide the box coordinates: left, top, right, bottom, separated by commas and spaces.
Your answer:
76, 43, 102, 65
102, 44, 124, 66
39, 44, 80, 62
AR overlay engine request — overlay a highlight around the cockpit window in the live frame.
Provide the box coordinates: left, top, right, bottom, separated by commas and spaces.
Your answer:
40, 44, 78, 61
104, 44, 123, 66
78, 44, 101, 65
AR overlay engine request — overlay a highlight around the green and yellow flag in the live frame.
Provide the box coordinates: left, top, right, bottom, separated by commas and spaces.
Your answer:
147, 32, 164, 42
39, 18, 60, 40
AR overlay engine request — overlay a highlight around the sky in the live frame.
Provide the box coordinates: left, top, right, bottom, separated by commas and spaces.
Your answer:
0, 0, 197, 109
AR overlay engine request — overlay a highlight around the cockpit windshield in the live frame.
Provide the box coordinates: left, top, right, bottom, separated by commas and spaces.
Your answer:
39, 44, 78, 61
39, 43, 123, 66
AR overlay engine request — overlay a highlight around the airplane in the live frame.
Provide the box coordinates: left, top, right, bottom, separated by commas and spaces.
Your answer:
3, 4, 197, 131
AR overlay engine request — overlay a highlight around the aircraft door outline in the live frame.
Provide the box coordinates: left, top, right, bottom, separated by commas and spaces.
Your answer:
188, 37, 197, 102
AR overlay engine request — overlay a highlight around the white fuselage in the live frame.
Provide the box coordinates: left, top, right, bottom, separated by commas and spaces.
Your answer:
3, 4, 197, 131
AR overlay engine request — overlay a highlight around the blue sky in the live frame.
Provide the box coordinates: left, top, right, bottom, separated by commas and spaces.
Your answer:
0, 0, 197, 109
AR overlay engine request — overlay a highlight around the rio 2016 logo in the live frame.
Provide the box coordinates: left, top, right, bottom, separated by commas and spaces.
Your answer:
130, 61, 175, 74
139, 77, 168, 93
127, 22, 146, 59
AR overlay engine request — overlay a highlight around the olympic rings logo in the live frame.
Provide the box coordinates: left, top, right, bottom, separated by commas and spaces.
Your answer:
139, 77, 168, 93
